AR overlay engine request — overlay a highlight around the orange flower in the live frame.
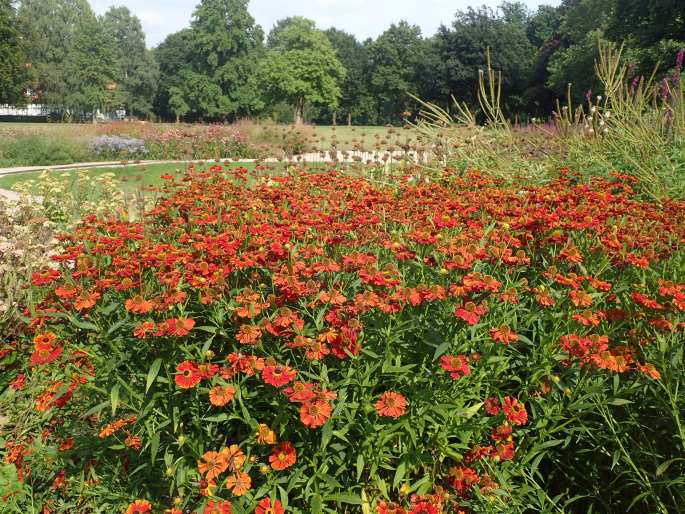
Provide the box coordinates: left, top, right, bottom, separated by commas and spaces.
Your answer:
221, 444, 246, 472
198, 451, 228, 480
203, 500, 232, 514
125, 433, 142, 450
256, 423, 277, 445
300, 400, 332, 428
99, 416, 137, 439
166, 317, 195, 337
225, 471, 251, 496
236, 324, 262, 345
125, 500, 152, 514
125, 295, 154, 314
75, 291, 100, 311
209, 385, 236, 406
33, 332, 57, 346
269, 441, 296, 470
489, 325, 518, 345
375, 391, 407, 418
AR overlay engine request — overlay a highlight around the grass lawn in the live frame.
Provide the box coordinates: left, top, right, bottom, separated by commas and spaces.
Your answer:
0, 160, 337, 195
0, 162, 190, 193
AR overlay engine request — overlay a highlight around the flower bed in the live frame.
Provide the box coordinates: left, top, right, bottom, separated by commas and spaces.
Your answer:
2, 166, 684, 513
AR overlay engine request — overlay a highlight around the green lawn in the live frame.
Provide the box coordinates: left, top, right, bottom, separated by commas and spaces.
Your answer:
0, 160, 337, 194
0, 162, 276, 194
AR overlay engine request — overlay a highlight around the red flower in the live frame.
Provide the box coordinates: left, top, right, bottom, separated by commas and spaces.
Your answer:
449, 466, 480, 493
454, 301, 487, 325
300, 400, 332, 428
501, 396, 528, 426
440, 354, 471, 379
256, 498, 285, 514
269, 441, 297, 470
484, 397, 501, 415
375, 391, 407, 418
262, 363, 297, 388
30, 344, 63, 366
133, 321, 156, 338
32, 268, 60, 286
125, 500, 152, 514
175, 360, 201, 389
409, 501, 438, 514
377, 501, 407, 514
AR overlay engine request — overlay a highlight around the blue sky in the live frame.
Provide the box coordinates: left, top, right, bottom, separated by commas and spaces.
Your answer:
90, 0, 561, 48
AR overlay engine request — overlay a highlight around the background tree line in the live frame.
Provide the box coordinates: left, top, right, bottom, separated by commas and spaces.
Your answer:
1, 0, 683, 124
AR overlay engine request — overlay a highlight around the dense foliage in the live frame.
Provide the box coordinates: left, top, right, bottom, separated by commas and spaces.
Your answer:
1, 0, 684, 123
2, 164, 684, 513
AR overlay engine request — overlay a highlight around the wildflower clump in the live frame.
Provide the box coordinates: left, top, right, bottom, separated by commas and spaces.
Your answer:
1, 165, 684, 513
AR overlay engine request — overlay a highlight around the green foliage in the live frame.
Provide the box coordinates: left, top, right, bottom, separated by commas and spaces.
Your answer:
260, 17, 345, 124
366, 21, 426, 124
17, 0, 97, 112
0, 0, 27, 105
432, 4, 536, 116
62, 13, 117, 119
101, 6, 159, 118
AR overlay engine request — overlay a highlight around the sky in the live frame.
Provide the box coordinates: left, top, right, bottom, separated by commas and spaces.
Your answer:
89, 0, 561, 48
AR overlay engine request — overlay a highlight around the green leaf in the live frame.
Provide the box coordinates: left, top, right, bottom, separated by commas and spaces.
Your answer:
311, 494, 323, 514
656, 458, 680, 477
432, 341, 451, 361
146, 358, 163, 394
608, 398, 632, 406
110, 384, 121, 416
356, 453, 365, 481
150, 432, 160, 464
330, 492, 362, 505
392, 460, 406, 489
456, 402, 483, 419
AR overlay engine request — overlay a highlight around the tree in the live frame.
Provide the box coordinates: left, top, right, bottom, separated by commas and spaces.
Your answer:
153, 29, 194, 120
260, 17, 345, 124
101, 6, 159, 118
63, 13, 117, 121
545, 0, 613, 104
433, 4, 536, 114
321, 28, 374, 125
17, 0, 94, 110
188, 0, 264, 118
366, 21, 425, 124
0, 0, 27, 105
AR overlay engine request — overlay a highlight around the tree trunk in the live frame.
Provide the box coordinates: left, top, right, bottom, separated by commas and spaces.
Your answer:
332, 111, 337, 126
347, 113, 352, 126
176, 114, 180, 124
293, 98, 304, 125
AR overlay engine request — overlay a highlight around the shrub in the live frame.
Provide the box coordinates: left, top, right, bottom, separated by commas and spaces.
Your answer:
1, 165, 684, 513
89, 135, 149, 160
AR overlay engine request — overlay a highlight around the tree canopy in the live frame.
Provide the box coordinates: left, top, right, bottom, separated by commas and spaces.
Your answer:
260, 17, 345, 124
2, 0, 683, 124
0, 0, 27, 105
